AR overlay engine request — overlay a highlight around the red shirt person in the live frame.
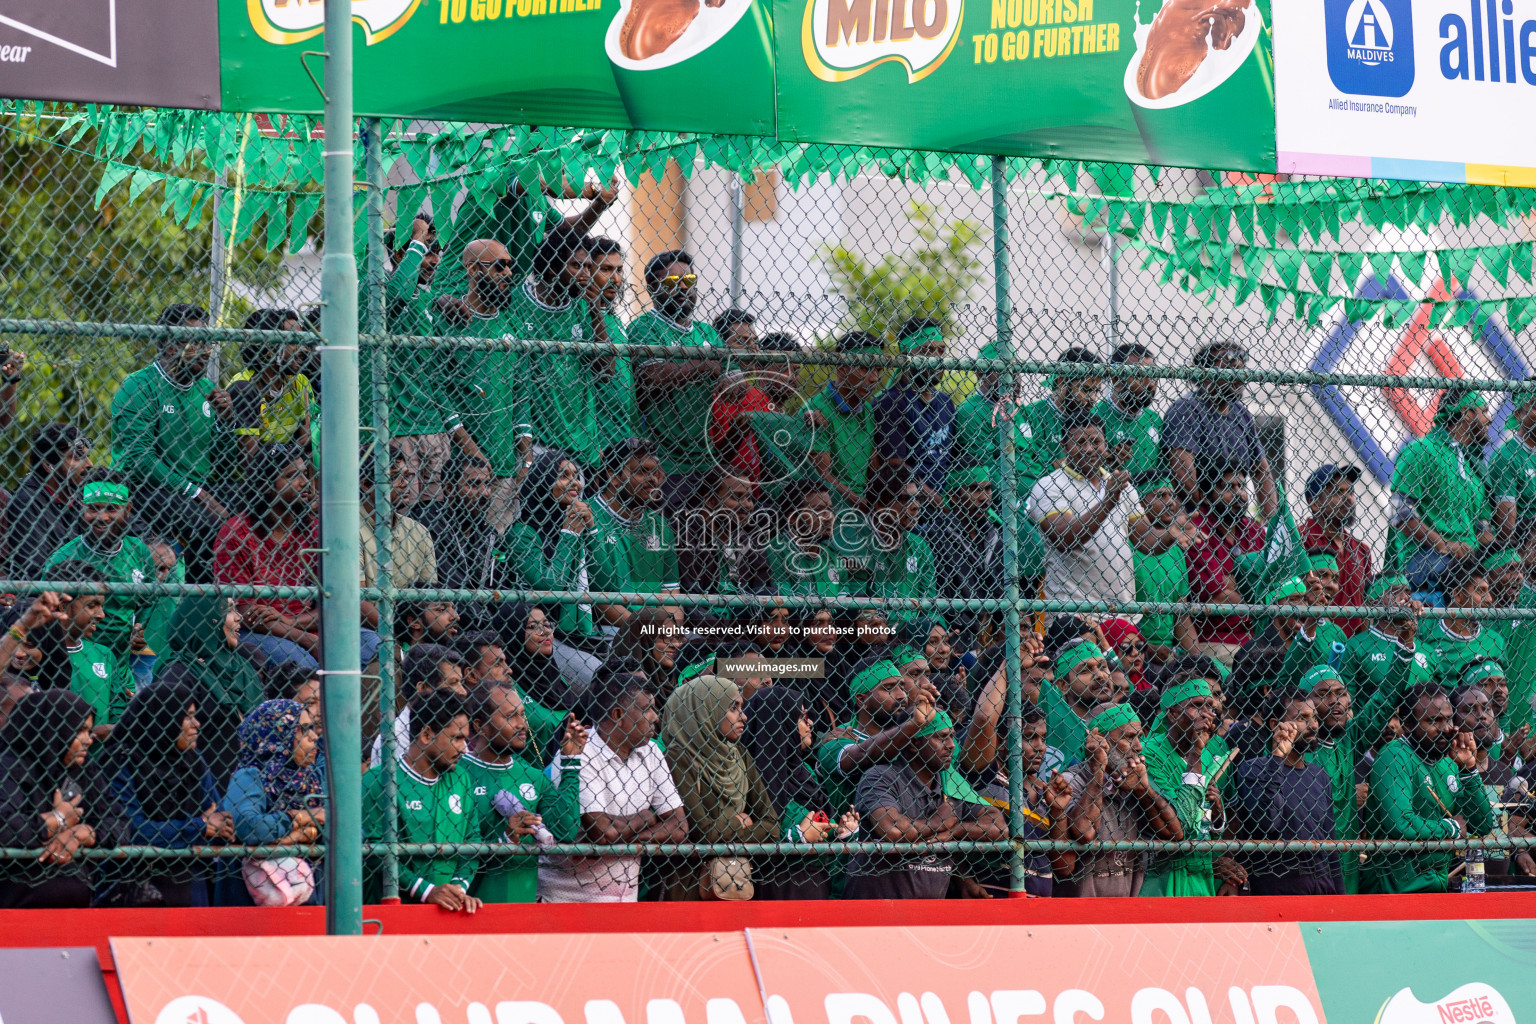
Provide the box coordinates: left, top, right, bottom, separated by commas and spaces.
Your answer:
1299, 463, 1371, 636
1185, 461, 1265, 666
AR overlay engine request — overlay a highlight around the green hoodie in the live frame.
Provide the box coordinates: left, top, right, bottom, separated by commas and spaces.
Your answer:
110, 360, 226, 496
157, 595, 264, 714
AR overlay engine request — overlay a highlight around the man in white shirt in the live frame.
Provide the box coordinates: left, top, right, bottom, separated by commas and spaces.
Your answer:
1030, 411, 1183, 619
539, 668, 686, 901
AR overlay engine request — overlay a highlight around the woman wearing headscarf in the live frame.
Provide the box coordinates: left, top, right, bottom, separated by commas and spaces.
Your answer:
1101, 618, 1150, 691
103, 681, 230, 906
741, 686, 859, 899
221, 698, 326, 906
156, 595, 266, 790
0, 691, 128, 908
611, 606, 685, 706
660, 675, 780, 900
499, 604, 579, 712
502, 449, 605, 688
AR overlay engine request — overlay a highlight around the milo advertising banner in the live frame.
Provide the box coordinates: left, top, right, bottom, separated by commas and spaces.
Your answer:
774, 0, 1276, 168
219, 0, 776, 134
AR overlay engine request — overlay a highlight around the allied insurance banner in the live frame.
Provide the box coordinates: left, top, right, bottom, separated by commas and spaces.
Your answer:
111, 920, 1536, 1024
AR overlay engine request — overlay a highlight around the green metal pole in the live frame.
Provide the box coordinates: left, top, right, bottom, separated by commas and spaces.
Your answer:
363, 118, 400, 903
991, 155, 1028, 897
320, 0, 363, 936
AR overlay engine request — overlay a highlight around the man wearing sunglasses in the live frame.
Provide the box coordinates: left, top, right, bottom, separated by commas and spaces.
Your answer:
632, 250, 724, 513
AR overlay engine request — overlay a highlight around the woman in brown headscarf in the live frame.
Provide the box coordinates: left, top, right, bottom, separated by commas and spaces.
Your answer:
659, 675, 779, 900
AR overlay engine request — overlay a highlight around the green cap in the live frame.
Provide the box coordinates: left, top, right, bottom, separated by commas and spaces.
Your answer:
1301, 664, 1343, 690
849, 660, 900, 700
1088, 703, 1139, 735
1306, 552, 1339, 574
82, 481, 129, 505
1461, 659, 1507, 687
914, 709, 955, 738
892, 645, 925, 668
899, 325, 945, 353
1265, 576, 1308, 603
1505, 387, 1536, 429
945, 465, 992, 490
1159, 677, 1212, 712
1434, 390, 1485, 428
1481, 549, 1522, 572
1366, 574, 1410, 601
1055, 641, 1105, 679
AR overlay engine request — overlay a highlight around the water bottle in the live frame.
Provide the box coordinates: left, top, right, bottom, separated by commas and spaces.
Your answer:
1462, 846, 1486, 893
493, 790, 556, 846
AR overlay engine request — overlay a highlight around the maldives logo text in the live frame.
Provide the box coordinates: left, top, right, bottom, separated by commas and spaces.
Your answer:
1325, 0, 1415, 95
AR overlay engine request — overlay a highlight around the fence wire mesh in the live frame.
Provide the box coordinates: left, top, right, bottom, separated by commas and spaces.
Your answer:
0, 103, 1533, 909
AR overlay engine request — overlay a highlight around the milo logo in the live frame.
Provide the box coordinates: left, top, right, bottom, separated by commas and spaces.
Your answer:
803, 0, 965, 81
250, 0, 421, 45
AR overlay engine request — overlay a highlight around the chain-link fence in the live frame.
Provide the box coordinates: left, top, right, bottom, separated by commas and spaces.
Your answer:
0, 101, 1534, 910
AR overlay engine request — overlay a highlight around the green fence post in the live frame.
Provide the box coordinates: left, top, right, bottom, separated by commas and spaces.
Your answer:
991, 155, 1028, 897
363, 118, 400, 903
320, 0, 363, 936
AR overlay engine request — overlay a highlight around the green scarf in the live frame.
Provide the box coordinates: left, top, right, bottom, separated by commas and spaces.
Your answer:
158, 594, 265, 713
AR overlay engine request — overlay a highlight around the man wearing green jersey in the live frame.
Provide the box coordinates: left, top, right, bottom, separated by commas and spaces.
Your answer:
0, 564, 124, 729
1362, 683, 1493, 893
433, 179, 616, 297
110, 303, 236, 580
513, 227, 614, 470
766, 479, 846, 598
462, 682, 584, 904
362, 690, 483, 911
1339, 575, 1436, 702
43, 470, 156, 691
632, 250, 724, 511
1489, 390, 1536, 548
1420, 556, 1506, 686
1013, 347, 1105, 497
1482, 549, 1536, 734
1095, 342, 1164, 484
803, 331, 885, 507
1141, 678, 1229, 897
831, 466, 934, 621
585, 236, 638, 451
588, 439, 679, 628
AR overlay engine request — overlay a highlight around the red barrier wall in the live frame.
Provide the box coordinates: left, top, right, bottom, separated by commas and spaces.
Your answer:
9, 894, 1536, 1024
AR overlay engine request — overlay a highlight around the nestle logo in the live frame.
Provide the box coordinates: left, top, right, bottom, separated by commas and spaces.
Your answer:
1437, 996, 1496, 1024
1325, 0, 1415, 95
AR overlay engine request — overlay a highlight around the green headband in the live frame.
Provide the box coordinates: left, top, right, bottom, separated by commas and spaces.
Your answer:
892, 645, 925, 668
850, 660, 900, 700
1306, 553, 1339, 574
913, 709, 955, 739
1141, 477, 1175, 494
1265, 576, 1308, 603
1481, 549, 1522, 572
1434, 390, 1486, 428
945, 465, 992, 490
1301, 664, 1342, 690
1462, 659, 1507, 687
1088, 703, 1139, 735
845, 343, 885, 357
1055, 641, 1105, 679
1159, 677, 1212, 712
82, 481, 129, 505
1366, 574, 1410, 601
899, 326, 944, 353
678, 657, 715, 683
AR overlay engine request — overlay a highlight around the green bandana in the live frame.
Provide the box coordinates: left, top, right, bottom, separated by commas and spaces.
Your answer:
1088, 703, 1139, 735
678, 657, 716, 683
1301, 664, 1343, 690
1433, 390, 1485, 428
849, 660, 900, 700
1366, 574, 1410, 601
1055, 641, 1104, 679
1505, 388, 1536, 428
1461, 659, 1507, 687
1159, 677, 1212, 712
945, 465, 992, 490
1306, 552, 1339, 574
1481, 549, 1522, 572
892, 645, 925, 668
914, 709, 955, 738
82, 481, 129, 505
978, 342, 1001, 362
1140, 477, 1175, 494
846, 342, 885, 358
899, 326, 944, 353
1265, 576, 1308, 603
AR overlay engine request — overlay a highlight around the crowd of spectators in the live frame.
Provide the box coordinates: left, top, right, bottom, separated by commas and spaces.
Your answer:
0, 193, 1533, 909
